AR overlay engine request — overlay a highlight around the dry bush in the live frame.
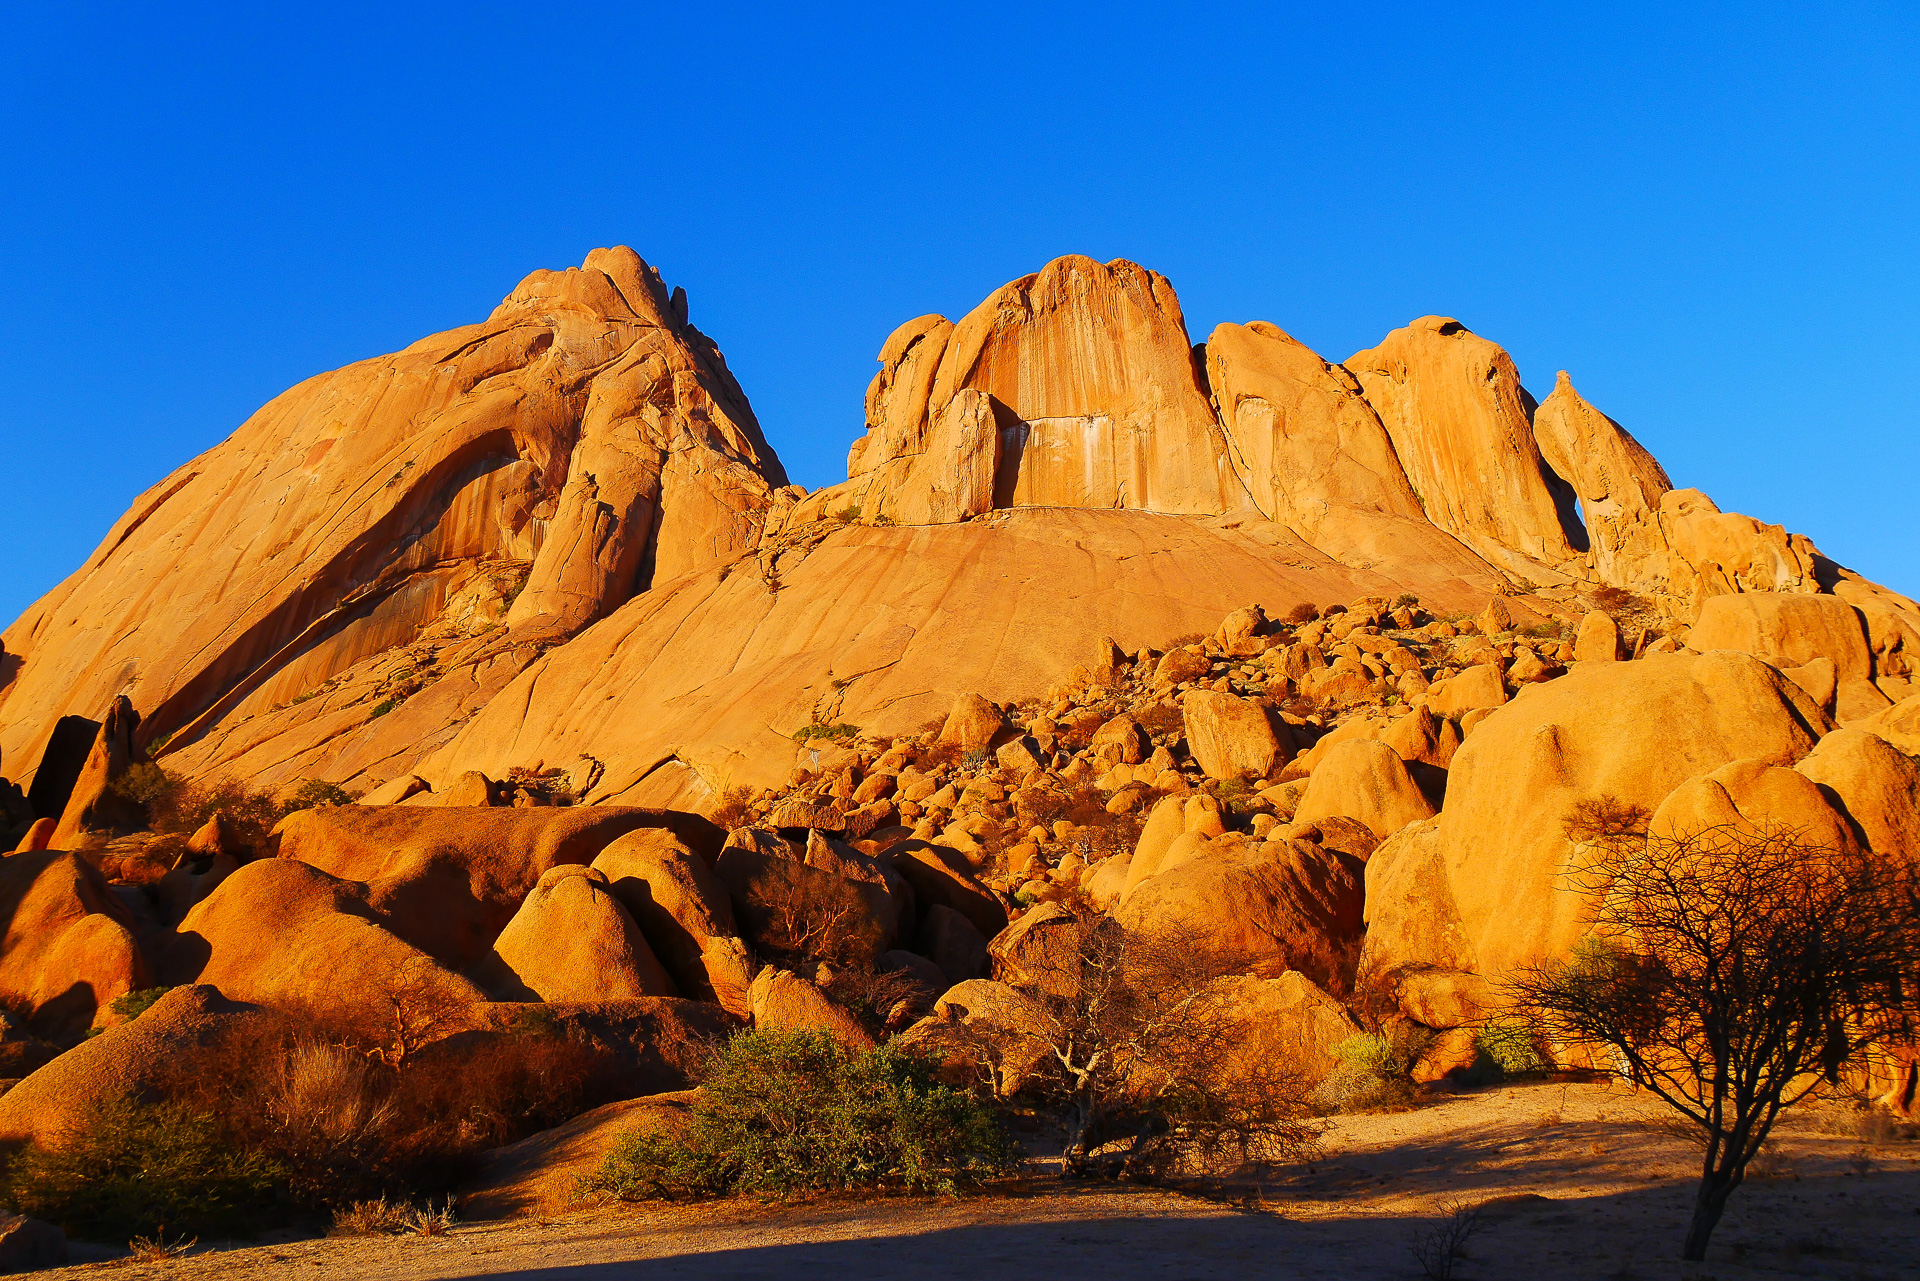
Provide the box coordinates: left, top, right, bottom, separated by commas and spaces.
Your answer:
707, 786, 759, 832
1513, 818, 1920, 1261
155, 992, 608, 1208
989, 912, 1317, 1178
504, 767, 571, 806
1163, 632, 1208, 649
1409, 1197, 1483, 1280
127, 1233, 198, 1262
1134, 703, 1183, 738
1561, 794, 1650, 846
821, 965, 932, 1035
1042, 789, 1147, 861
915, 739, 965, 772
331, 1196, 410, 1236
751, 875, 871, 970
405, 1198, 457, 1236
109, 765, 345, 852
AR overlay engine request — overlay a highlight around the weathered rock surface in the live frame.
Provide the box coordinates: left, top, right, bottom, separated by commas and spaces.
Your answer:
480, 865, 677, 1002
0, 985, 256, 1145
1, 248, 786, 807
5, 247, 1916, 824
1361, 651, 1831, 1015
157, 857, 485, 1016
271, 805, 711, 968
0, 851, 147, 1039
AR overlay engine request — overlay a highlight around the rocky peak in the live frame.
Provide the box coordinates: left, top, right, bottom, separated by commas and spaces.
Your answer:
0, 248, 786, 795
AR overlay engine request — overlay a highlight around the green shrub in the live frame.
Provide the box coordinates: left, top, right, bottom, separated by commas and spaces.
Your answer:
106, 762, 180, 811
1473, 1021, 1551, 1078
577, 1028, 1012, 1201
2, 1101, 286, 1240
285, 780, 357, 811
107, 987, 173, 1024
368, 700, 396, 718
1325, 1027, 1433, 1113
793, 722, 859, 744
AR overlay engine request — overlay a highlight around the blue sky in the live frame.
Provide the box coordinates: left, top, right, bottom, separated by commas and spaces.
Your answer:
2, 2, 1915, 625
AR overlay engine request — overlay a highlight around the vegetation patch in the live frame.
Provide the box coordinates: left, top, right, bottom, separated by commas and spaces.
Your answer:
2, 1101, 287, 1241
577, 1028, 1012, 1200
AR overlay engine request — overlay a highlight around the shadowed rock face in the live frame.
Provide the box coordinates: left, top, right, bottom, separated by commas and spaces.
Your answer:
3, 249, 1916, 811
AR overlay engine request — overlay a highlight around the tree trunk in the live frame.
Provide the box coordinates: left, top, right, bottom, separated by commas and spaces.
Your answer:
1682, 1169, 1735, 1260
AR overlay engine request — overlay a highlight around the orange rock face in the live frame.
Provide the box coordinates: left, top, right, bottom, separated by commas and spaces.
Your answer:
1, 247, 783, 804
3, 244, 1916, 826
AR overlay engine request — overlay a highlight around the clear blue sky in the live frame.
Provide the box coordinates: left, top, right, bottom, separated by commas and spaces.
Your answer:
3, 2, 1915, 626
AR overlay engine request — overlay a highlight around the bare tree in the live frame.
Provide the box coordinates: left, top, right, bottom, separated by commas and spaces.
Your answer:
1511, 800, 1920, 1261
1006, 914, 1316, 1177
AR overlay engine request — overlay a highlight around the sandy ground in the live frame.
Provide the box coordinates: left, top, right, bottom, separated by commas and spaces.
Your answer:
44, 1081, 1920, 1280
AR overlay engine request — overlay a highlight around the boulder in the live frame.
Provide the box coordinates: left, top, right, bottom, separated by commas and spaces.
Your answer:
747, 968, 872, 1049
481, 865, 678, 1002
50, 696, 148, 849
361, 774, 431, 805
0, 851, 147, 1040
1214, 971, 1362, 1084
1361, 652, 1831, 996
271, 805, 713, 969
1687, 592, 1889, 721
1279, 815, 1381, 863
430, 770, 498, 807
713, 830, 911, 964
10, 818, 55, 854
1573, 611, 1621, 663
591, 828, 741, 1004
1153, 648, 1213, 689
1782, 657, 1838, 713
1089, 715, 1149, 765
460, 1091, 699, 1219
1648, 759, 1858, 853
1180, 690, 1288, 781
1120, 795, 1225, 899
1081, 854, 1131, 910
0, 985, 258, 1145
987, 903, 1101, 998
1425, 664, 1507, 718
1857, 692, 1920, 758
938, 694, 1005, 753
1795, 728, 1920, 859
153, 847, 239, 927
1292, 740, 1435, 841
0, 1213, 66, 1270
885, 839, 1008, 939
897, 979, 1053, 1096
1115, 838, 1364, 995
157, 858, 485, 1018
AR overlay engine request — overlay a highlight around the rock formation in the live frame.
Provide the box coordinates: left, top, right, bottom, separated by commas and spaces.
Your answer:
4, 242, 1920, 1115
0, 247, 784, 812
6, 247, 1912, 820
